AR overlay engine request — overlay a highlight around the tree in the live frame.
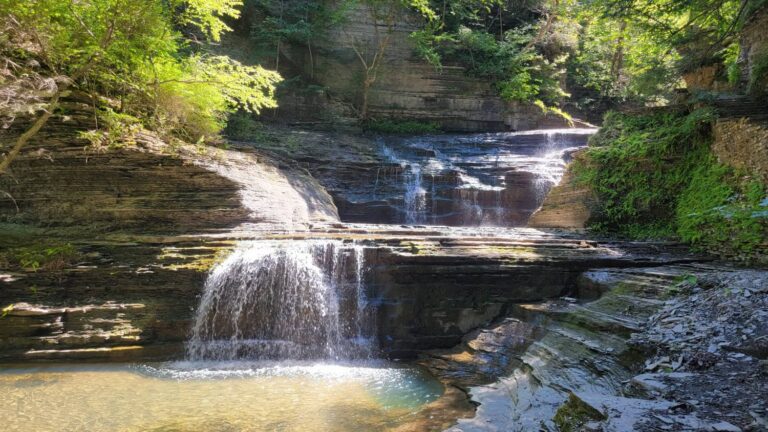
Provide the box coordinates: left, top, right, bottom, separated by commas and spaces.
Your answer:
346, 1, 401, 119
0, 0, 280, 175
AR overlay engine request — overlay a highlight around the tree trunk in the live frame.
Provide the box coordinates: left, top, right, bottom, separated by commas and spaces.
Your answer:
0, 91, 62, 175
610, 21, 627, 83
361, 77, 372, 120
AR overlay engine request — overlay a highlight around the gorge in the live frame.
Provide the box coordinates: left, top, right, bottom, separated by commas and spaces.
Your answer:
2, 1, 768, 431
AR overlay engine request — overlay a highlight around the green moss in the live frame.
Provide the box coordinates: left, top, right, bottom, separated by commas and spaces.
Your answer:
1, 243, 81, 272
553, 393, 607, 432
574, 108, 767, 262
363, 119, 442, 135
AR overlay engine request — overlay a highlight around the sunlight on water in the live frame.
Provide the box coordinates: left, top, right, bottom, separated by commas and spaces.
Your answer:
0, 361, 443, 432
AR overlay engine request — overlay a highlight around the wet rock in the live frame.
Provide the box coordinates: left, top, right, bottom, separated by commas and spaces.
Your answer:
710, 421, 742, 432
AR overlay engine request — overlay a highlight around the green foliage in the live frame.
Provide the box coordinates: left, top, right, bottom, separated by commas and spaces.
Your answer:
79, 109, 143, 150
407, 1, 569, 106
224, 111, 266, 140
574, 108, 767, 259
1, 243, 81, 272
363, 118, 442, 134
1, 0, 280, 144
181, 0, 244, 42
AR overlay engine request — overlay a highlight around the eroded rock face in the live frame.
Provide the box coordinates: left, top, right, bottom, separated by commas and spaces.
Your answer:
270, 4, 578, 132
0, 115, 248, 232
249, 128, 594, 227
713, 117, 768, 185
739, 6, 768, 95
421, 265, 716, 431
0, 224, 707, 362
527, 152, 598, 229
0, 104, 339, 231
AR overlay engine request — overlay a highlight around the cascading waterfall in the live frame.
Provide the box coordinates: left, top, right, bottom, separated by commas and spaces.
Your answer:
383, 143, 428, 224
373, 130, 594, 227
187, 240, 373, 361
403, 164, 427, 224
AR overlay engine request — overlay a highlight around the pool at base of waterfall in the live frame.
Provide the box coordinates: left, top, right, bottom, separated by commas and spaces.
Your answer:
0, 361, 443, 432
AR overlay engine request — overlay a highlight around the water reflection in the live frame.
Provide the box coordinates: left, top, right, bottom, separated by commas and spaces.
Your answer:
0, 361, 443, 432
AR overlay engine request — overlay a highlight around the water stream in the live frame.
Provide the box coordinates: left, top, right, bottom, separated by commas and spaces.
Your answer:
369, 129, 595, 226
0, 240, 445, 431
187, 240, 375, 361
0, 128, 599, 431
0, 362, 442, 432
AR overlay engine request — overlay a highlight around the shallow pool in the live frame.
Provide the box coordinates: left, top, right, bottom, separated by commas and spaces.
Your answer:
0, 361, 443, 431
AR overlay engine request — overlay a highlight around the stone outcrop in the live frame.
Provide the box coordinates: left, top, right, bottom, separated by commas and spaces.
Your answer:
0, 102, 339, 231
271, 4, 577, 132
713, 98, 768, 184
420, 264, 766, 432
0, 223, 705, 362
246, 126, 594, 227
528, 151, 597, 229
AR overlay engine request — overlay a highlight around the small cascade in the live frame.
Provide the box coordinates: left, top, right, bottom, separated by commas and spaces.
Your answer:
187, 240, 374, 361
403, 164, 427, 224
364, 129, 595, 226
382, 143, 428, 224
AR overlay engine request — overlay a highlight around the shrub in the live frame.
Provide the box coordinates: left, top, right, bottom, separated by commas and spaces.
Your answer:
574, 108, 767, 260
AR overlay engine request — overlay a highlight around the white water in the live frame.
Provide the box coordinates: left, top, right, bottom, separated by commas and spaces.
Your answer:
378, 129, 596, 226
187, 240, 373, 361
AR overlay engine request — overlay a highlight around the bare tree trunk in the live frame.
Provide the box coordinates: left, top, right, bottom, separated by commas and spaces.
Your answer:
361, 78, 371, 119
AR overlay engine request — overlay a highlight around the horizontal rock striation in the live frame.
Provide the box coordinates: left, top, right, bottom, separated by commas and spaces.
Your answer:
0, 225, 706, 362
274, 5, 577, 132
423, 264, 753, 431
0, 103, 339, 232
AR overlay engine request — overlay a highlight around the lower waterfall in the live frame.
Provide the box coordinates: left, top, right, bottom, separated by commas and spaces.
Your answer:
186, 240, 373, 361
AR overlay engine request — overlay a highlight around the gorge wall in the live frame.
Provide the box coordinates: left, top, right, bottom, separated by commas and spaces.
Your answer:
263, 4, 576, 132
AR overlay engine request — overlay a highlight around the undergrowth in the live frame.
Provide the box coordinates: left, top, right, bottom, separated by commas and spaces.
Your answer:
573, 108, 767, 261
0, 243, 81, 272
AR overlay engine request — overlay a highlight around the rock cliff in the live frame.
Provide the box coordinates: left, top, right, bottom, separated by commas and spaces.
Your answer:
268, 4, 577, 132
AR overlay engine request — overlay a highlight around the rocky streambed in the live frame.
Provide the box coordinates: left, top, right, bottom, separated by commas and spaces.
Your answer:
1, 117, 767, 431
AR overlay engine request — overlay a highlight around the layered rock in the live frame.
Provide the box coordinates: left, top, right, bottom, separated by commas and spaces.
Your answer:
0, 223, 705, 362
739, 5, 768, 95
420, 264, 757, 431
528, 151, 598, 229
246, 126, 594, 227
272, 4, 577, 132
712, 98, 768, 184
0, 103, 339, 231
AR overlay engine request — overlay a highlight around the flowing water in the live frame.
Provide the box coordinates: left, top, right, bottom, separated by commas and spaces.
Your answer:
373, 129, 595, 226
0, 239, 443, 431
2, 129, 598, 431
0, 362, 442, 432
188, 240, 375, 360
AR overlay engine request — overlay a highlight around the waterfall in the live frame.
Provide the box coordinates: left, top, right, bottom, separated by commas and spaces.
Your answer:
382, 143, 427, 224
371, 129, 594, 227
187, 240, 373, 361
403, 164, 427, 224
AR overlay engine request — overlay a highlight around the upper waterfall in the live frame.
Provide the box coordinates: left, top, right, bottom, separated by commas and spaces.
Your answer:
359, 129, 596, 226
